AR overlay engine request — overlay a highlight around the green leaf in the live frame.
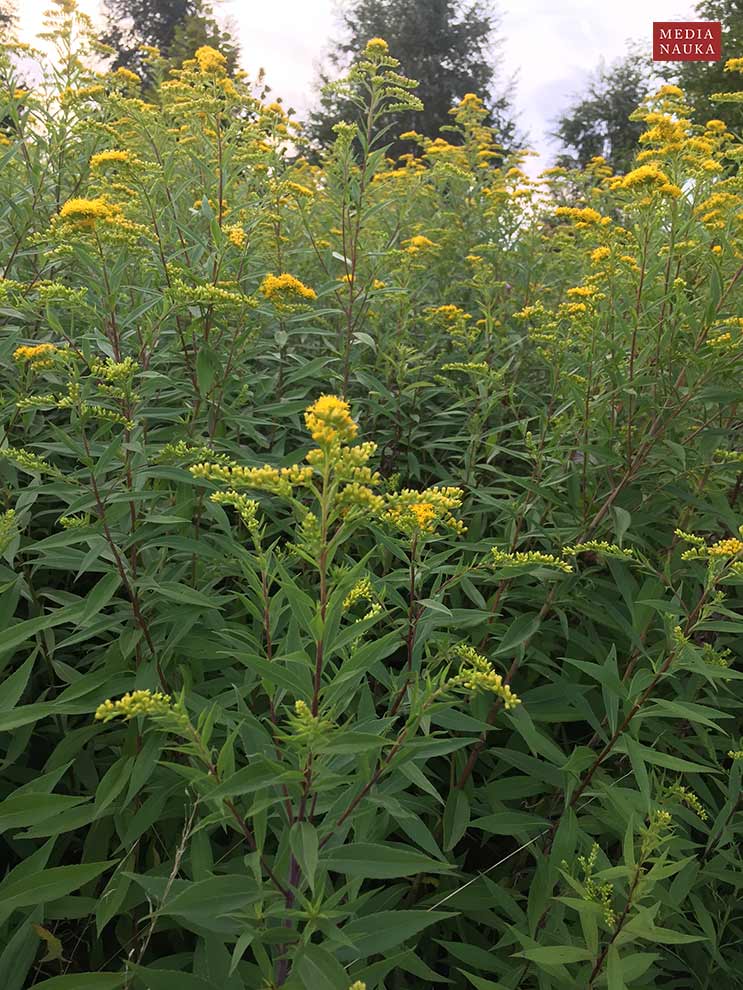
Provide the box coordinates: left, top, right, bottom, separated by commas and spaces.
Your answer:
471, 811, 548, 834
0, 652, 35, 711
207, 760, 300, 800
459, 972, 509, 990
339, 910, 454, 958
443, 788, 470, 851
290, 821, 319, 892
196, 345, 222, 395
607, 945, 624, 990
616, 742, 718, 774
418, 598, 453, 616
295, 945, 348, 990
80, 572, 121, 623
0, 793, 87, 834
0, 608, 79, 658
161, 875, 262, 919
636, 927, 706, 944
494, 614, 541, 656
31, 977, 124, 990
516, 946, 593, 964
613, 506, 631, 544
127, 965, 219, 990
0, 861, 115, 923
322, 842, 452, 879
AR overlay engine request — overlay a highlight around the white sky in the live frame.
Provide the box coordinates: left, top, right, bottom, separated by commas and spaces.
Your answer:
17, 0, 699, 163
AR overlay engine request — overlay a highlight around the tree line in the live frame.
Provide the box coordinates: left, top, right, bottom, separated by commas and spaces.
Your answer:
2, 0, 742, 171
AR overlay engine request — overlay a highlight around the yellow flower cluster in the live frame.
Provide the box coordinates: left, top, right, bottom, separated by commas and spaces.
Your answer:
430, 303, 471, 320
578, 843, 616, 928
677, 527, 743, 562
490, 548, 573, 574
90, 149, 137, 169
290, 699, 334, 743
566, 285, 597, 298
0, 446, 61, 477
652, 809, 672, 828
365, 37, 389, 56
707, 331, 735, 348
191, 461, 313, 497
410, 502, 436, 528
384, 486, 465, 538
95, 689, 172, 722
335, 482, 384, 517
404, 234, 438, 254
0, 509, 16, 553
13, 343, 60, 368
450, 645, 521, 709
349, 982, 367, 990
15, 392, 59, 412
441, 362, 489, 375
260, 272, 317, 304
613, 165, 682, 199
428, 304, 473, 340
708, 538, 743, 557
330, 441, 380, 484
193, 198, 230, 215
285, 181, 314, 198
637, 111, 690, 154
714, 449, 743, 465
59, 197, 116, 226
555, 206, 610, 227
114, 67, 140, 85
565, 541, 635, 560
169, 279, 247, 309
702, 643, 731, 668
591, 246, 611, 264
59, 515, 91, 529
305, 394, 358, 446
666, 783, 708, 821
225, 224, 246, 248
343, 577, 374, 610
210, 491, 261, 534
342, 577, 381, 620
195, 45, 227, 75
91, 356, 138, 382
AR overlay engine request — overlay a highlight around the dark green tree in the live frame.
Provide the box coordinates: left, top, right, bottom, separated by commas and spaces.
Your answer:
306, 0, 517, 157
553, 50, 656, 173
100, 0, 239, 79
679, 0, 743, 133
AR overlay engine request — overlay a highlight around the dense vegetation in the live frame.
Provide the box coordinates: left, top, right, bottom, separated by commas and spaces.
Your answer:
0, 5, 742, 989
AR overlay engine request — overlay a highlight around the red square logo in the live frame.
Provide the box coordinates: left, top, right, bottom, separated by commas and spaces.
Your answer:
653, 21, 721, 61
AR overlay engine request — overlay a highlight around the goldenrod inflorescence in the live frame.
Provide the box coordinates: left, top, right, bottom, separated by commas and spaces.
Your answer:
260, 272, 317, 305
449, 645, 521, 709
384, 487, 465, 538
13, 343, 61, 369
95, 689, 173, 722
305, 394, 358, 446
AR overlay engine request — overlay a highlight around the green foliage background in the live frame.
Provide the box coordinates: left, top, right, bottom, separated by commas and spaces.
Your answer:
0, 5, 742, 989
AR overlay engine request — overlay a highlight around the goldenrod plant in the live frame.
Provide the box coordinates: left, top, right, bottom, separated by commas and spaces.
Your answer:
0, 3, 741, 988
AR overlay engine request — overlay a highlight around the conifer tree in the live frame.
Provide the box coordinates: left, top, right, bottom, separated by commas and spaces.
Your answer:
307, 0, 517, 156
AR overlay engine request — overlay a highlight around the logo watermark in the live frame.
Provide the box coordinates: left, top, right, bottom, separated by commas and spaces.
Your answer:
653, 21, 721, 61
